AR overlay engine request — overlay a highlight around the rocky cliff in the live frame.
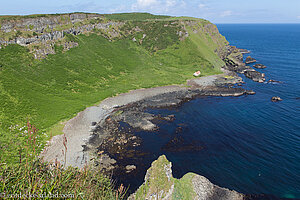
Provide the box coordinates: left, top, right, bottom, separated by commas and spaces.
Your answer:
129, 155, 244, 200
0, 13, 228, 64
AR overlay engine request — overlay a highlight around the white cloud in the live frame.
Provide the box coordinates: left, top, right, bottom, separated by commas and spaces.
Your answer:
132, 0, 158, 9
131, 0, 182, 13
198, 3, 206, 9
109, 5, 127, 13
166, 0, 176, 7
220, 10, 232, 17
297, 15, 300, 19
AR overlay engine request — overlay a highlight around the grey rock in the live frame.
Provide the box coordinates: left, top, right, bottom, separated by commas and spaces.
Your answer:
271, 96, 283, 102
244, 70, 265, 83
245, 56, 257, 64
253, 64, 267, 69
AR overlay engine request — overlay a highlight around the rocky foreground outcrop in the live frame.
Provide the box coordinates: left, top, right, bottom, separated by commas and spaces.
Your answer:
128, 155, 244, 200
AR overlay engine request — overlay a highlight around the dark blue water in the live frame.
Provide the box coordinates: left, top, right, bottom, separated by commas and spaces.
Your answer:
129, 25, 300, 198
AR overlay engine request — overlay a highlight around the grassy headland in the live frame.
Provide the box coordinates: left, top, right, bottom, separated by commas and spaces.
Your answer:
0, 13, 228, 165
0, 12, 230, 199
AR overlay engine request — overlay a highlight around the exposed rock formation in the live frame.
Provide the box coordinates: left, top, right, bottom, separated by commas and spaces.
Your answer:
253, 64, 267, 69
245, 56, 257, 64
0, 14, 124, 59
128, 155, 244, 200
223, 46, 266, 83
271, 96, 283, 102
244, 70, 265, 83
238, 48, 250, 54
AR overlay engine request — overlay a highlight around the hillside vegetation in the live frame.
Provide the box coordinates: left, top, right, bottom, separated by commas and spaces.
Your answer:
0, 13, 228, 165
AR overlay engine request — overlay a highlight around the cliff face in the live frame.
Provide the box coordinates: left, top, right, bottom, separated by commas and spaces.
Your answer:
0, 13, 124, 59
0, 13, 229, 64
129, 155, 244, 200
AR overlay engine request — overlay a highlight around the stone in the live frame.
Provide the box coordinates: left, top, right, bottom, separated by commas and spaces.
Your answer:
271, 96, 283, 102
245, 56, 257, 64
246, 90, 256, 95
253, 64, 267, 69
238, 48, 250, 54
244, 70, 265, 83
268, 79, 282, 83
125, 165, 136, 173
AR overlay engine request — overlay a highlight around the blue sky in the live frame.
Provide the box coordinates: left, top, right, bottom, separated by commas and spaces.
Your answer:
1, 0, 300, 23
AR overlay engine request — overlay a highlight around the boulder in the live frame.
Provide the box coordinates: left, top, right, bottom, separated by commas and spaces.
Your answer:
244, 70, 265, 82
253, 64, 267, 69
246, 90, 256, 95
271, 96, 283, 102
238, 48, 250, 54
268, 79, 282, 83
245, 56, 257, 64
125, 165, 137, 173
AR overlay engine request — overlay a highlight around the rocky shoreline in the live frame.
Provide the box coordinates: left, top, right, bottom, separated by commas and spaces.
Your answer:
41, 44, 280, 199
85, 76, 253, 173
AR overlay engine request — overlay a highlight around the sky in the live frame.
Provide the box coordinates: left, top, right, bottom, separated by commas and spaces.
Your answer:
1, 0, 300, 23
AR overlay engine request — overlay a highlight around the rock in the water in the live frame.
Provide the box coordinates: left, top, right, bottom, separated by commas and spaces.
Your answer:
128, 155, 244, 200
271, 96, 283, 102
268, 79, 282, 83
125, 165, 136, 173
238, 48, 250, 54
244, 70, 265, 82
246, 90, 256, 95
253, 64, 267, 69
245, 56, 257, 64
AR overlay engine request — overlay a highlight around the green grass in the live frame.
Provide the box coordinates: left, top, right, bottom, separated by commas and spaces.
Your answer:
0, 13, 229, 199
173, 173, 196, 199
0, 16, 225, 165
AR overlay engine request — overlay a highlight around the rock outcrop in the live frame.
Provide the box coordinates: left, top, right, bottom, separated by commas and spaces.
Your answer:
223, 46, 266, 83
244, 70, 265, 83
271, 96, 283, 102
129, 155, 244, 200
245, 56, 257, 64
253, 64, 267, 69
238, 48, 250, 54
0, 14, 124, 58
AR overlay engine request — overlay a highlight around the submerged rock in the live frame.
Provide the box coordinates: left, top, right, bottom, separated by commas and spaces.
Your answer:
128, 155, 244, 200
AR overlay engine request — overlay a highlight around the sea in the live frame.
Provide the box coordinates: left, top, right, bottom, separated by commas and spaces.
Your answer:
120, 24, 300, 198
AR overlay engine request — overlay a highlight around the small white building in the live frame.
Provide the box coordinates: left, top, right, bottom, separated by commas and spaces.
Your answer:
193, 71, 201, 77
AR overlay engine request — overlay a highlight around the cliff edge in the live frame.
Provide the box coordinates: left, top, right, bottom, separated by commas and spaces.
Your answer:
129, 155, 244, 200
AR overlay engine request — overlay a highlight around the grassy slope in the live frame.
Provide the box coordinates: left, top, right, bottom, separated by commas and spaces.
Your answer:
0, 14, 225, 164
133, 155, 197, 200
